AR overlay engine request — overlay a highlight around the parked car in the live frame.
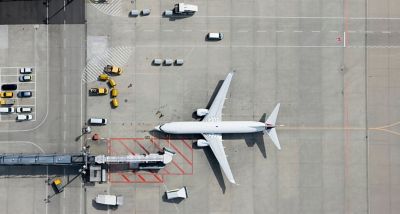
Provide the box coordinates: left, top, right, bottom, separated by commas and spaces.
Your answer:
1, 84, 17, 91
89, 118, 107, 125
19, 75, 32, 82
16, 114, 32, 121
18, 91, 32, 98
16, 107, 32, 113
0, 91, 13, 98
20, 67, 33, 74
0, 99, 15, 105
207, 32, 224, 41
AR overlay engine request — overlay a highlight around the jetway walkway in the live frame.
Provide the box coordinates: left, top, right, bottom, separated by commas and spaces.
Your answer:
0, 154, 87, 165
0, 147, 174, 167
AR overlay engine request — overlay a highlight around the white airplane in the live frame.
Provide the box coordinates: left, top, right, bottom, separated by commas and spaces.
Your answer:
154, 72, 281, 184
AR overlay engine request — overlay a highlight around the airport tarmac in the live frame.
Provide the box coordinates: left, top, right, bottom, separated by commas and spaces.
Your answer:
0, 0, 399, 213
84, 0, 400, 213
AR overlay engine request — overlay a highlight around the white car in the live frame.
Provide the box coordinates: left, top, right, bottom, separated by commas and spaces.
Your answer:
19, 75, 32, 82
16, 114, 32, 121
16, 107, 32, 113
20, 67, 32, 74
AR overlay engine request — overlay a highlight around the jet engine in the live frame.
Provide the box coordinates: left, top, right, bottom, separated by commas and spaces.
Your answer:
196, 109, 209, 117
197, 139, 209, 147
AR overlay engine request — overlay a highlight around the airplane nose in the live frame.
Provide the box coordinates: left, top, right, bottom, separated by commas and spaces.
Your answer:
154, 125, 161, 131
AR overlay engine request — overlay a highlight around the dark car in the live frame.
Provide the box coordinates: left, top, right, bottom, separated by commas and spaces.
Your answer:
1, 84, 17, 91
17, 91, 32, 98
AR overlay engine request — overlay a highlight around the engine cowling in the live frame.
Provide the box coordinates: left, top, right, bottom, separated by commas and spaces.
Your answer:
197, 139, 209, 147
196, 109, 209, 117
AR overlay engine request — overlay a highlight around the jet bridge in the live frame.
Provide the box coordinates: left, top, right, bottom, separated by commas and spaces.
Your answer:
0, 148, 175, 183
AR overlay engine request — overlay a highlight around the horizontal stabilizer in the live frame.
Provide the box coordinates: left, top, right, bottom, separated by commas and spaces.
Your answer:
265, 128, 281, 150
266, 103, 280, 125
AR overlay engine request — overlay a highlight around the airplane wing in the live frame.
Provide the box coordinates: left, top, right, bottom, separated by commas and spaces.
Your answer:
203, 72, 234, 122
203, 133, 236, 184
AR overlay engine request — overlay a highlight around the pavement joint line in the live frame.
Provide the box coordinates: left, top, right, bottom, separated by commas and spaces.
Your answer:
381, 31, 391, 34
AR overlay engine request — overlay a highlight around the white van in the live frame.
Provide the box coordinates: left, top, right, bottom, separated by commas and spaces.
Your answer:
207, 32, 223, 40
89, 118, 107, 125
0, 107, 14, 113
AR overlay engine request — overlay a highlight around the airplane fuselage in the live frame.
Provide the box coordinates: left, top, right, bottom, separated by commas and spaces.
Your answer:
157, 121, 266, 134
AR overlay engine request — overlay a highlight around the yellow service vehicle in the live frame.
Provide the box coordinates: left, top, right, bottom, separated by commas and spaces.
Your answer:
98, 74, 109, 81
52, 178, 63, 193
105, 65, 122, 75
0, 91, 13, 98
111, 88, 118, 97
89, 87, 108, 95
111, 98, 119, 108
108, 79, 116, 88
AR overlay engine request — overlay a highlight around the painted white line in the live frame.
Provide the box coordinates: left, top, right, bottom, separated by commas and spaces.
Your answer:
311, 31, 320, 33
329, 30, 339, 33
182, 29, 192, 32
143, 29, 154, 32
343, 32, 346, 48
132, 44, 343, 48
276, 30, 284, 33
63, 131, 66, 140
347, 30, 356, 33
293, 30, 303, 33
381, 31, 391, 34
238, 30, 248, 33
162, 29, 174, 32
366, 31, 374, 34
0, 66, 34, 69
256, 30, 267, 33
64, 94, 67, 105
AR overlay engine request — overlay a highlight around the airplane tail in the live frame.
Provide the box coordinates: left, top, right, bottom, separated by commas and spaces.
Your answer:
264, 103, 281, 150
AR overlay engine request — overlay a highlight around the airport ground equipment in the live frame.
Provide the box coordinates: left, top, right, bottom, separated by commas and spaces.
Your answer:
166, 187, 188, 200
95, 194, 123, 206
52, 178, 64, 193
173, 3, 198, 15
104, 65, 122, 75
89, 87, 108, 95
